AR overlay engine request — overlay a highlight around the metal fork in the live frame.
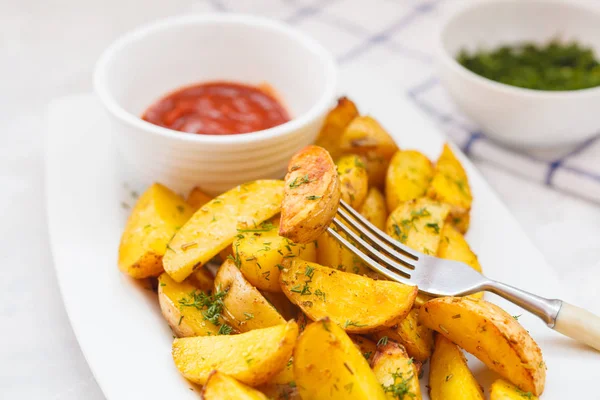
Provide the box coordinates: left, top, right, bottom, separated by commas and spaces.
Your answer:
327, 200, 600, 351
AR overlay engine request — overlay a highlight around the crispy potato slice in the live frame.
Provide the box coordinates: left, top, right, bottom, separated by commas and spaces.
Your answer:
316, 228, 374, 276
172, 320, 298, 386
118, 183, 194, 279
359, 187, 388, 231
215, 259, 286, 332
280, 259, 417, 333
279, 145, 341, 244
429, 335, 484, 400
186, 267, 215, 292
385, 150, 434, 212
420, 297, 546, 395
427, 144, 473, 233
490, 379, 539, 400
186, 186, 212, 210
340, 116, 399, 188
387, 198, 450, 256
374, 308, 434, 361
294, 318, 387, 400
164, 180, 284, 282
372, 342, 422, 400
315, 97, 359, 160
350, 335, 378, 364
438, 224, 483, 300
337, 154, 369, 209
202, 371, 269, 400
158, 273, 220, 337
236, 218, 316, 292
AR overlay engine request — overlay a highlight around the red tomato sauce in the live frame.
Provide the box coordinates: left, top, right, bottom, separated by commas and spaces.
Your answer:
142, 81, 290, 135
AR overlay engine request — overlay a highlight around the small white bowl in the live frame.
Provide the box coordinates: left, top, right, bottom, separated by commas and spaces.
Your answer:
437, 0, 600, 148
94, 14, 337, 194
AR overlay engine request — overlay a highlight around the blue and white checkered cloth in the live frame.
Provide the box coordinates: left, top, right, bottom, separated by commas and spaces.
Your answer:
192, 0, 600, 204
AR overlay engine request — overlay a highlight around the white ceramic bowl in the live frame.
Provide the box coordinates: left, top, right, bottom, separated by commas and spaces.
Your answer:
437, 0, 600, 148
94, 14, 337, 194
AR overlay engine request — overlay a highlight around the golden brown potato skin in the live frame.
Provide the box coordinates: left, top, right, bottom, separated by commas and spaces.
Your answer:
339, 116, 399, 188
336, 154, 369, 210
490, 379, 539, 400
372, 342, 422, 400
429, 335, 484, 400
280, 259, 417, 333
293, 318, 388, 400
315, 97, 359, 160
385, 150, 434, 212
359, 187, 388, 231
279, 145, 341, 244
373, 308, 434, 362
202, 371, 269, 400
420, 297, 546, 396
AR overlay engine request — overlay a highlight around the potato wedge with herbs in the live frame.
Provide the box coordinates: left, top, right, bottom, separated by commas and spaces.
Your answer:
280, 259, 417, 333
429, 335, 484, 400
186, 186, 212, 210
340, 116, 399, 188
374, 308, 434, 362
490, 379, 539, 400
337, 154, 369, 209
235, 218, 316, 292
215, 259, 286, 332
315, 97, 359, 160
158, 273, 221, 337
279, 145, 341, 244
351, 335, 378, 364
359, 187, 387, 230
387, 198, 450, 256
427, 144, 473, 234
420, 297, 546, 396
438, 224, 483, 300
385, 150, 434, 212
294, 318, 388, 400
164, 180, 284, 282
316, 228, 374, 276
118, 183, 194, 279
172, 320, 298, 386
260, 291, 298, 321
202, 371, 269, 400
186, 267, 215, 292
372, 342, 422, 400
256, 360, 299, 400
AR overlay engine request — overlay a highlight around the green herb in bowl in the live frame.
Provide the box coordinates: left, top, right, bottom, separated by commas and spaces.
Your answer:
457, 40, 600, 91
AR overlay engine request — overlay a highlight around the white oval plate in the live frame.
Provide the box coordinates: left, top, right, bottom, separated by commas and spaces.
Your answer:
46, 75, 598, 399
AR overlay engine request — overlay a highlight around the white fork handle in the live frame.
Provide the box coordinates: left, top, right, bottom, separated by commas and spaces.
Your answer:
553, 302, 600, 351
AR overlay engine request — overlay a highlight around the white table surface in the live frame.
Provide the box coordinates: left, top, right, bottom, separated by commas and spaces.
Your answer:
2, 0, 599, 398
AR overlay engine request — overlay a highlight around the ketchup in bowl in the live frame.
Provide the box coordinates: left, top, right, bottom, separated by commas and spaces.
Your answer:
142, 81, 290, 135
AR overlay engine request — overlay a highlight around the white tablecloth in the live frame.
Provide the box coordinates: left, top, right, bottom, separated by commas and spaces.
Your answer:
1, 0, 599, 398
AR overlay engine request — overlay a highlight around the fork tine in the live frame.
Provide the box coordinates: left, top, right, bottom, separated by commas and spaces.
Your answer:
338, 200, 418, 261
331, 217, 415, 277
326, 226, 414, 286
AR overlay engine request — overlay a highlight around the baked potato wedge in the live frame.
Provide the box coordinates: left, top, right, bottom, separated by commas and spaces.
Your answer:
427, 144, 472, 234
337, 154, 369, 210
280, 259, 417, 333
438, 224, 483, 299
490, 379, 539, 400
294, 318, 387, 400
186, 267, 214, 292
260, 291, 298, 320
385, 150, 434, 212
420, 297, 546, 395
186, 186, 212, 210
429, 335, 484, 400
372, 342, 422, 400
359, 187, 387, 231
172, 320, 298, 386
215, 259, 286, 332
279, 145, 340, 244
164, 180, 284, 282
374, 308, 434, 362
157, 273, 221, 337
235, 217, 316, 292
387, 198, 450, 255
351, 335, 378, 364
118, 183, 194, 279
202, 371, 268, 400
339, 116, 399, 188
316, 227, 374, 276
256, 359, 299, 400
315, 97, 359, 160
